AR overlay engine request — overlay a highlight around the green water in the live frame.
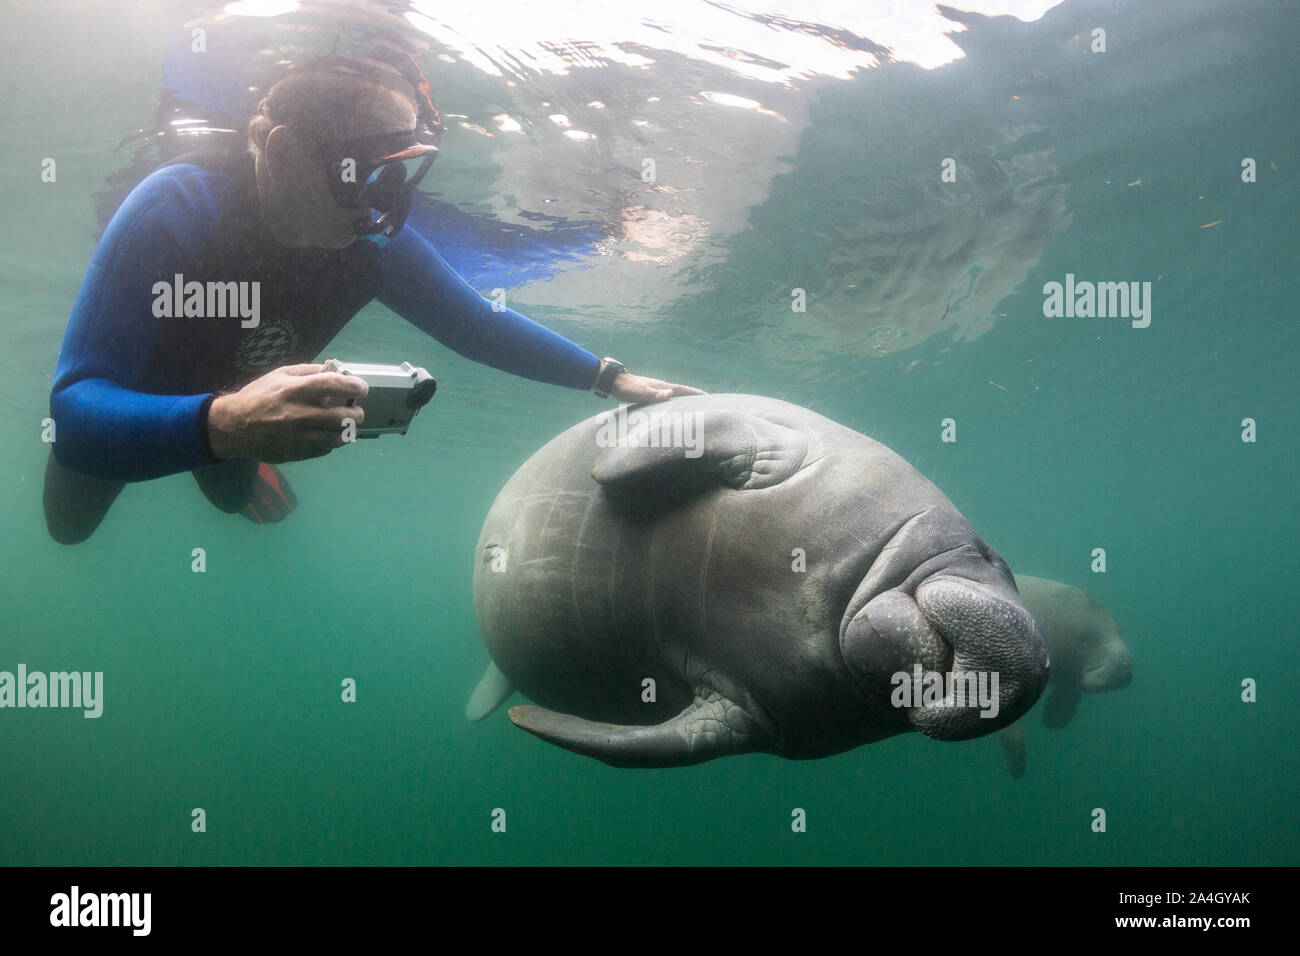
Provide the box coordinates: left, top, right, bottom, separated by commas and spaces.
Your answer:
1, 0, 1296, 866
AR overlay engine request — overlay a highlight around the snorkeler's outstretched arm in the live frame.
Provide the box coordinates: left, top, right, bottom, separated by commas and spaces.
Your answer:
378, 228, 705, 401
376, 226, 601, 389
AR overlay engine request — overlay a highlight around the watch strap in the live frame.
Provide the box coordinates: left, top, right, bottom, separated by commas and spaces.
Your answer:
591, 357, 626, 398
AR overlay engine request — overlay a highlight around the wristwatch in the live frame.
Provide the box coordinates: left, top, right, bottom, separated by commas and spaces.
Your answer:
590, 357, 626, 398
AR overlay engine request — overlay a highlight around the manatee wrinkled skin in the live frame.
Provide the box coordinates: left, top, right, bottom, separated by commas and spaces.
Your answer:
467, 394, 1049, 767
996, 575, 1133, 778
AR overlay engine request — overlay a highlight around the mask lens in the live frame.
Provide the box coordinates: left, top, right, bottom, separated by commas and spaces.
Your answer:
357, 153, 435, 211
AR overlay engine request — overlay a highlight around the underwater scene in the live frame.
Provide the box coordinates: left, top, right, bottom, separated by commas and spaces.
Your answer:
1, 0, 1296, 869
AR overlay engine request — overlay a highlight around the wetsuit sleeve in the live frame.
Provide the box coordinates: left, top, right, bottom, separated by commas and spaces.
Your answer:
50, 166, 233, 482
376, 226, 600, 389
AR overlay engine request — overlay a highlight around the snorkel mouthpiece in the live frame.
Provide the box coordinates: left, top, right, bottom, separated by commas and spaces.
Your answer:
355, 210, 395, 247
353, 194, 413, 247
339, 143, 430, 247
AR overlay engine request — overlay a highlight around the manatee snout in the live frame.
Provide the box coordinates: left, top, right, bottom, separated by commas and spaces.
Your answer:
842, 576, 1049, 741
915, 576, 1050, 737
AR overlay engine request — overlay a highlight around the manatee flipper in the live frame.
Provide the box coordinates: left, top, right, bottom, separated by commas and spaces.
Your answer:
1042, 681, 1081, 729
592, 409, 808, 492
507, 689, 773, 768
998, 723, 1027, 778
466, 662, 515, 721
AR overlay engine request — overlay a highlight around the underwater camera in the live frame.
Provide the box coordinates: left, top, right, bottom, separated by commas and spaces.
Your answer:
321, 359, 437, 438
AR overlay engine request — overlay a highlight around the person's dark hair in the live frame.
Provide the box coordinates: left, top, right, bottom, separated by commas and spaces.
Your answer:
247, 56, 442, 155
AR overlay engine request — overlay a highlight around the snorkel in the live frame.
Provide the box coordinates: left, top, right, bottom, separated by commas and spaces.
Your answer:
353, 207, 405, 246
334, 136, 439, 247
351, 55, 443, 248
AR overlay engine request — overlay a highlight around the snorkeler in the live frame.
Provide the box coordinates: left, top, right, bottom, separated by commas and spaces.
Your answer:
45, 58, 702, 543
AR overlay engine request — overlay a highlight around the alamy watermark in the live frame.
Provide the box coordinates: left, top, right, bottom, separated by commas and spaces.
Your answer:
0, 664, 102, 718
1042, 273, 1151, 328
152, 273, 260, 328
594, 405, 703, 458
890, 664, 1000, 719
50, 886, 150, 936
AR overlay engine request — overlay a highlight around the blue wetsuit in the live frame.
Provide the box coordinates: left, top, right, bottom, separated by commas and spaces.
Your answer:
51, 148, 600, 483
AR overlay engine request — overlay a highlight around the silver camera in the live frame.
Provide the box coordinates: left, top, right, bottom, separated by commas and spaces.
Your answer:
321, 359, 437, 438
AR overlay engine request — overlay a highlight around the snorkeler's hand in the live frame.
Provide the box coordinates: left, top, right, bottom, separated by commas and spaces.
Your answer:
206, 364, 369, 462
609, 372, 706, 404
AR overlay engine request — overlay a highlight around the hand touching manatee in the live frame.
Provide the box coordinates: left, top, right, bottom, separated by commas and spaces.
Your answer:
466, 394, 1050, 768
608, 370, 705, 403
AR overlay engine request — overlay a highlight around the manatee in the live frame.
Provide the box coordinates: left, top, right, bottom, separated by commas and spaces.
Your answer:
466, 394, 1049, 767
995, 574, 1133, 777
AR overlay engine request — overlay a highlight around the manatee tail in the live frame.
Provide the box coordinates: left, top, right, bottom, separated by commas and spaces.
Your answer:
1042, 682, 1081, 729
507, 689, 773, 768
466, 662, 515, 721
998, 723, 1027, 779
